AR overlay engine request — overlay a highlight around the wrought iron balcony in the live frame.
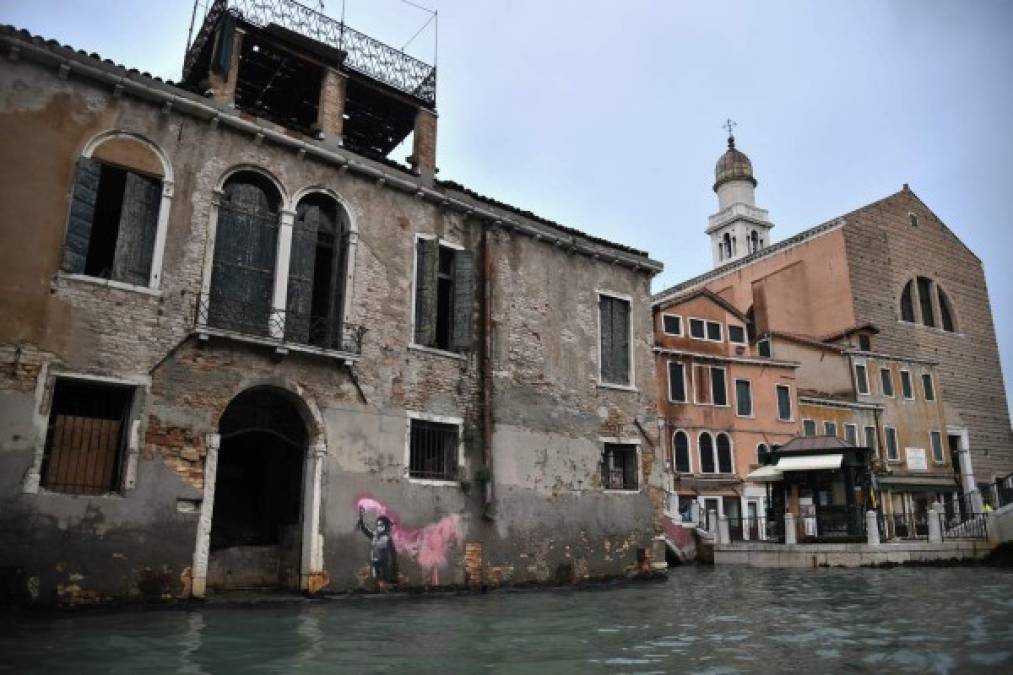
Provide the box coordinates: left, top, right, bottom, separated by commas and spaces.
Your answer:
184, 0, 436, 106
195, 292, 365, 359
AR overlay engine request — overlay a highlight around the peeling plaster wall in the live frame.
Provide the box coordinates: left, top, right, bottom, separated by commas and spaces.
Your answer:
0, 50, 660, 605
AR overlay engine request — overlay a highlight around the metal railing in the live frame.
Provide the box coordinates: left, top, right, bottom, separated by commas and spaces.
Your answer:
185, 0, 437, 106
726, 516, 782, 543
195, 292, 365, 356
995, 473, 1013, 508
805, 506, 867, 541
884, 512, 929, 540
939, 511, 989, 540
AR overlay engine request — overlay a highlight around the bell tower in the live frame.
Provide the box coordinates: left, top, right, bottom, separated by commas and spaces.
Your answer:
707, 121, 773, 267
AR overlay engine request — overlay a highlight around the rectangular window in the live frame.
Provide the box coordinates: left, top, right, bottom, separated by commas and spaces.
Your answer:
693, 365, 712, 405
880, 368, 894, 397
921, 373, 935, 401
803, 419, 817, 436
885, 426, 899, 461
845, 424, 858, 446
864, 426, 878, 455
917, 277, 935, 327
757, 339, 771, 358
408, 418, 460, 481
855, 364, 869, 395
662, 314, 682, 336
930, 431, 943, 463
689, 318, 706, 339
858, 334, 872, 351
668, 362, 686, 403
824, 421, 838, 438
598, 293, 631, 386
414, 238, 474, 352
602, 444, 638, 491
900, 370, 914, 400
706, 321, 723, 341
735, 379, 752, 416
62, 158, 162, 287
711, 367, 728, 406
728, 325, 746, 344
776, 384, 792, 421
42, 379, 134, 495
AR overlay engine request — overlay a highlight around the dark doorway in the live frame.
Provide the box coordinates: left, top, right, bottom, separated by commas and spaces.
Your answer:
209, 387, 307, 591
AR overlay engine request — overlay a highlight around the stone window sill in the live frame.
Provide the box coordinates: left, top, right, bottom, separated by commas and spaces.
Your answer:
55, 272, 161, 297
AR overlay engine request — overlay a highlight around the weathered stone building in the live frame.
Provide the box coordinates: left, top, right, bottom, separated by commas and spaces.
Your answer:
0, 4, 664, 606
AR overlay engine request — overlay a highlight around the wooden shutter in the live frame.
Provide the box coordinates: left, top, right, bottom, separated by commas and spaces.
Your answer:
62, 157, 102, 274
694, 365, 711, 404
286, 204, 318, 344
414, 238, 439, 346
111, 171, 161, 286
451, 249, 475, 351
599, 296, 614, 383
611, 298, 630, 385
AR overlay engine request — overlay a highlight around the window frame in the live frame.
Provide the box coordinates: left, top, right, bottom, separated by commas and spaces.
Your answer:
728, 325, 747, 344
715, 432, 734, 474
661, 313, 683, 337
404, 411, 465, 486
884, 426, 900, 462
757, 339, 771, 358
844, 423, 858, 447
864, 425, 878, 457
596, 289, 636, 391
823, 421, 838, 438
705, 320, 723, 342
710, 366, 729, 407
734, 378, 753, 418
879, 367, 895, 398
921, 372, 935, 401
692, 364, 712, 406
601, 441, 641, 492
775, 384, 793, 422
667, 360, 688, 403
688, 317, 707, 340
410, 234, 468, 360
929, 431, 944, 464
854, 362, 870, 395
697, 431, 716, 474
802, 419, 817, 437
672, 429, 692, 474
899, 369, 914, 401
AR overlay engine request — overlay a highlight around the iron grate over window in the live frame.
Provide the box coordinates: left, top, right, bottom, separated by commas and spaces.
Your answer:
602, 443, 638, 490
409, 419, 459, 481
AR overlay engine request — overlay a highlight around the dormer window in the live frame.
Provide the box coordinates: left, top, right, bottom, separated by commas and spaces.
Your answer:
728, 325, 746, 344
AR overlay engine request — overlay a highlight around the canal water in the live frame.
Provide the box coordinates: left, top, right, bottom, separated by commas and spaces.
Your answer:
2, 566, 1011, 674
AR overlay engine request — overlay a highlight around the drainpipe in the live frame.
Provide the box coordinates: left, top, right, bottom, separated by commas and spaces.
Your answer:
480, 226, 495, 519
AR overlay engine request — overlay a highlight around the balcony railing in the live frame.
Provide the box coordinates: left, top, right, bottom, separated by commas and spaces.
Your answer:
195, 292, 365, 358
185, 0, 437, 106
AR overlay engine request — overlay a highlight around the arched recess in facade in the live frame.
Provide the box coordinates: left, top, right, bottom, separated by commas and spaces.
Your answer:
191, 382, 328, 597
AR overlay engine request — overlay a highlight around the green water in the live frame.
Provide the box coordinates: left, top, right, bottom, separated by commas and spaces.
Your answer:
1, 566, 1011, 673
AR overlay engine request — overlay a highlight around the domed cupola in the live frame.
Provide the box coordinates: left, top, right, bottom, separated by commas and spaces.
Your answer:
713, 135, 757, 192
706, 121, 774, 268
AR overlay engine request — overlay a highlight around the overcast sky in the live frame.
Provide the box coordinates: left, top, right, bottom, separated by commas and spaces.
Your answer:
3, 0, 1012, 412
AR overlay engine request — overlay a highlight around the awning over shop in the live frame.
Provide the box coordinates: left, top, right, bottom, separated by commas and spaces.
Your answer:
877, 475, 957, 491
776, 453, 844, 472
745, 465, 783, 482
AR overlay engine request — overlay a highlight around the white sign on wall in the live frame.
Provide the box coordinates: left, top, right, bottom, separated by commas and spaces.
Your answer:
906, 447, 928, 471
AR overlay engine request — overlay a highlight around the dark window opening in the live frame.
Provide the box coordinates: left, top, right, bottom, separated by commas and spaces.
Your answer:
922, 373, 935, 401
287, 194, 349, 349
711, 368, 728, 406
845, 425, 858, 446
757, 339, 771, 358
803, 419, 817, 436
885, 427, 899, 461
909, 213, 919, 227
699, 434, 715, 473
776, 385, 792, 421
930, 431, 943, 463
900, 370, 914, 399
234, 37, 322, 135
735, 379, 752, 416
824, 421, 838, 437
689, 318, 706, 339
917, 277, 935, 327
706, 321, 722, 341
880, 368, 894, 397
342, 77, 417, 161
728, 325, 746, 344
409, 419, 459, 481
938, 288, 955, 332
63, 158, 161, 286
673, 431, 691, 473
41, 379, 133, 495
855, 364, 869, 394
599, 295, 631, 385
864, 426, 877, 454
858, 334, 871, 351
602, 443, 638, 490
716, 433, 733, 473
668, 362, 686, 402
900, 281, 915, 322
662, 315, 681, 335
757, 443, 770, 464
415, 239, 474, 353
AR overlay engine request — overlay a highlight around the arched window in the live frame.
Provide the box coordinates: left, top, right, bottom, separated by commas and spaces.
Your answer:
716, 433, 733, 474
938, 286, 956, 332
900, 280, 915, 322
287, 194, 351, 348
63, 132, 171, 288
750, 230, 759, 252
673, 430, 691, 473
699, 432, 715, 473
722, 233, 732, 259
208, 171, 281, 336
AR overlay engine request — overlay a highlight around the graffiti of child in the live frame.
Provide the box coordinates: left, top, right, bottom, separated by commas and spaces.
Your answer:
357, 506, 399, 585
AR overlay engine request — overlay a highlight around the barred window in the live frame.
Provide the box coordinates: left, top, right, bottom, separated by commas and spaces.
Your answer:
42, 379, 134, 495
602, 444, 638, 490
408, 418, 460, 481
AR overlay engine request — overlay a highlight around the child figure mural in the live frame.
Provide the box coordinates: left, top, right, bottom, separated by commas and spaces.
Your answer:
357, 506, 399, 584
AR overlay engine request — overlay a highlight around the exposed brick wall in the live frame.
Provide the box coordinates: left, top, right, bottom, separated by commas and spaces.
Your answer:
842, 189, 1013, 480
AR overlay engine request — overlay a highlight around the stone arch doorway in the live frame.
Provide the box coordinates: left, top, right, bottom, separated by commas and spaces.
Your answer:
206, 387, 306, 591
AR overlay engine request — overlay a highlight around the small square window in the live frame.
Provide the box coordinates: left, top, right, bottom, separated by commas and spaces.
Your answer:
42, 379, 134, 495
824, 421, 838, 438
803, 419, 816, 436
662, 315, 682, 336
689, 318, 706, 339
757, 339, 771, 358
602, 444, 638, 490
858, 334, 871, 351
409, 418, 460, 481
706, 321, 722, 341
728, 325, 746, 344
